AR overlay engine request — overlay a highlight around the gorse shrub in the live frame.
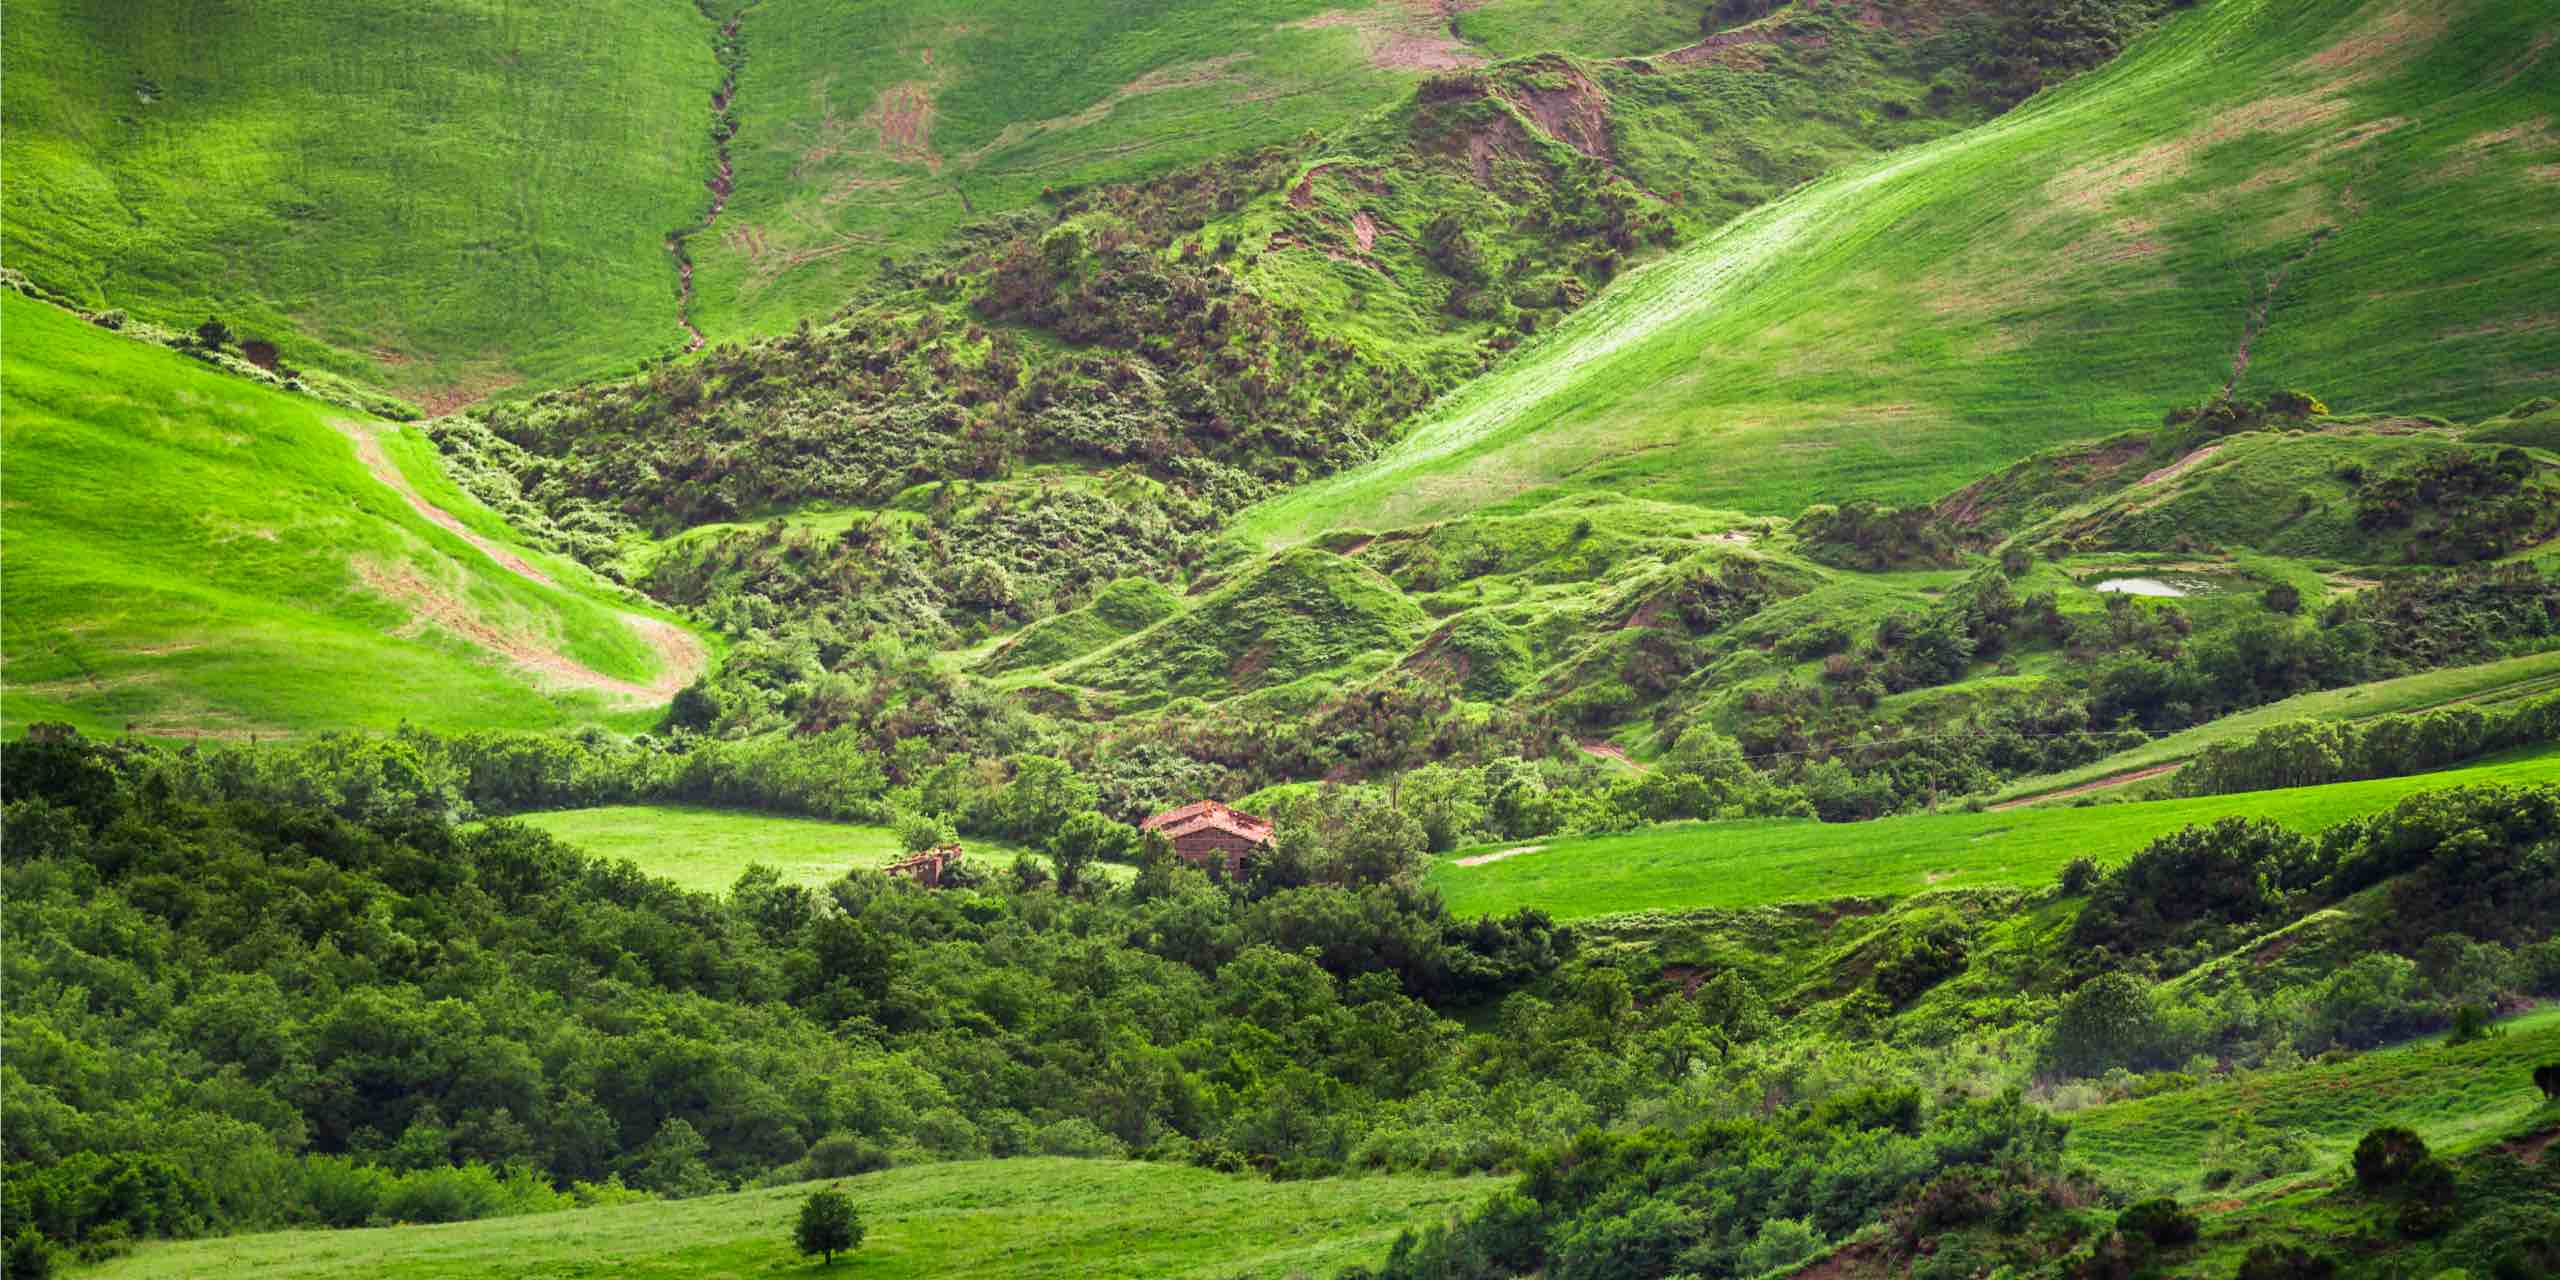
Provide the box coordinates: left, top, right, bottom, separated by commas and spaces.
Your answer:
2354, 1126, 2431, 1190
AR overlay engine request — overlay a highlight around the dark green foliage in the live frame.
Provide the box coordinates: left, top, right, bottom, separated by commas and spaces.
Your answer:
2447, 1003, 2499, 1046
0, 733, 1587, 1255
2355, 1126, 2430, 1190
2265, 581, 2302, 615
1796, 500, 1962, 571
2041, 973, 2170, 1078
2114, 1197, 2198, 1247
2355, 447, 2560, 565
2069, 817, 2320, 965
2238, 1244, 2338, 1280
2057, 856, 2100, 897
1362, 1090, 2069, 1280
2179, 694, 2560, 798
794, 1187, 861, 1264
1874, 910, 1969, 1005
2536, 1063, 2560, 1101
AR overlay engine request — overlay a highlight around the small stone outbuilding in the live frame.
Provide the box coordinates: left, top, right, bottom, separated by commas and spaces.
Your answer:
1139, 800, 1275, 879
885, 844, 963, 888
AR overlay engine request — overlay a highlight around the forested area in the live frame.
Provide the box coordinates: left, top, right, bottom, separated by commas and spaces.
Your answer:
8, 725, 2556, 1271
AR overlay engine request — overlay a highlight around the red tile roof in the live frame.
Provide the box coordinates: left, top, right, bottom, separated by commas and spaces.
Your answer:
1141, 799, 1274, 844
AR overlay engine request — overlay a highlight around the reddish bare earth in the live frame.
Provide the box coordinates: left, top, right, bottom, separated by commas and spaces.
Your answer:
332, 419, 706, 701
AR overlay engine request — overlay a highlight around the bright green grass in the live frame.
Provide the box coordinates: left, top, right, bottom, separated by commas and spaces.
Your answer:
1989, 650, 2560, 805
506, 805, 1115, 896
85, 1158, 1494, 1280
0, 0, 718, 395
689, 0, 1445, 344
1454, 0, 1707, 59
1238, 0, 2560, 543
1429, 747, 2560, 921
2067, 1006, 2560, 1201
0, 294, 692, 737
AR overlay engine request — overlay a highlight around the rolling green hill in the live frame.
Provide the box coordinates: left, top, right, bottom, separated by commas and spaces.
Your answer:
691, 0, 1455, 343
1238, 0, 2560, 544
1427, 743, 2560, 920
0, 0, 720, 399
0, 294, 703, 737
83, 1159, 1494, 1280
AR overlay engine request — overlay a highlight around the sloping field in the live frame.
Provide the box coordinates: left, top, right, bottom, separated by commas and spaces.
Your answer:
1240, 0, 2560, 543
2068, 1006, 2560, 1200
85, 1158, 1494, 1280
1428, 746, 2560, 920
0, 0, 718, 396
684, 0, 1458, 342
1989, 650, 2560, 805
0, 296, 701, 737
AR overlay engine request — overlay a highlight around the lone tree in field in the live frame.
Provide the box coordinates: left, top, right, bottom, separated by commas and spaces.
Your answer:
795, 1186, 861, 1265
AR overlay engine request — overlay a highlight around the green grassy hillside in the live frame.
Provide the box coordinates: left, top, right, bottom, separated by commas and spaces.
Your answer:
2068, 1005, 2560, 1201
84, 1159, 1494, 1280
1990, 650, 2560, 805
691, 0, 1450, 343
0, 295, 701, 737
1239, 0, 2560, 544
1428, 743, 2560, 920
0, 0, 719, 398
506, 804, 1102, 895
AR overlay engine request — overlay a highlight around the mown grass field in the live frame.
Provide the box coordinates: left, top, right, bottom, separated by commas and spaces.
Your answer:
690, 0, 1450, 343
84, 1158, 1494, 1280
1429, 745, 2560, 920
2068, 1006, 2560, 1201
1990, 650, 2560, 805
0, 0, 718, 396
507, 805, 1115, 896
0, 295, 694, 738
1238, 0, 2560, 543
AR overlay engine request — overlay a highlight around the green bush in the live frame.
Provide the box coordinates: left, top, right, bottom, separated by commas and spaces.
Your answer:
297, 1156, 389, 1228
2115, 1197, 2198, 1247
805, 1134, 894, 1179
794, 1186, 863, 1265
2354, 1126, 2430, 1190
2238, 1244, 2338, 1280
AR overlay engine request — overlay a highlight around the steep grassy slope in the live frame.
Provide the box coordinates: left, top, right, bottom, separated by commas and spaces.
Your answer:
0, 0, 719, 398
1427, 743, 2560, 920
0, 296, 699, 737
86, 1159, 1494, 1280
683, 0, 1461, 343
1239, 0, 2560, 543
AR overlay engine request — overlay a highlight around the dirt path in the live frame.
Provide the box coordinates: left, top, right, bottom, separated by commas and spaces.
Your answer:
333, 420, 706, 702
1989, 761, 2182, 811
1579, 740, 1648, 772
1454, 843, 1543, 867
669, 8, 751, 352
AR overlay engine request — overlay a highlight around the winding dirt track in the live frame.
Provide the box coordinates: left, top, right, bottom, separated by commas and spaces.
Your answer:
333, 419, 706, 702
1988, 762, 2183, 811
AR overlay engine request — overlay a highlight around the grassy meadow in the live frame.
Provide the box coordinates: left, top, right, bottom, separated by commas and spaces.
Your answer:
1429, 744, 2560, 920
505, 804, 1106, 896
1237, 0, 2560, 544
0, 0, 719, 396
0, 294, 695, 737
83, 1158, 1495, 1280
2067, 1006, 2560, 1201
